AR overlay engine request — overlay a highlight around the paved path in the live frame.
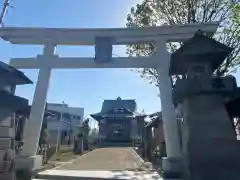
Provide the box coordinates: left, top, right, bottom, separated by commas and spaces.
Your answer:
55, 147, 144, 171
36, 147, 162, 179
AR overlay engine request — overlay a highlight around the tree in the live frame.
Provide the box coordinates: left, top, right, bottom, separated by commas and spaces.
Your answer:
126, 0, 240, 86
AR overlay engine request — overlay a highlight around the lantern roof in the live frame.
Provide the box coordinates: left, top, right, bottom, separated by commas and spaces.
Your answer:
170, 30, 233, 75
0, 61, 32, 85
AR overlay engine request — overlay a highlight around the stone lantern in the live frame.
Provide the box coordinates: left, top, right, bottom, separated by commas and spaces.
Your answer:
170, 30, 240, 180
0, 61, 32, 180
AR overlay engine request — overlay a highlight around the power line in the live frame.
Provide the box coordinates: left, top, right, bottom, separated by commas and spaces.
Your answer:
0, 0, 12, 27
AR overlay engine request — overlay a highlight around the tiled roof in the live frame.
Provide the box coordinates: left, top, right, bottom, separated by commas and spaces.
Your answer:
148, 111, 162, 119
90, 97, 138, 121
0, 61, 32, 85
101, 98, 136, 113
170, 31, 233, 75
0, 90, 28, 109
145, 111, 162, 128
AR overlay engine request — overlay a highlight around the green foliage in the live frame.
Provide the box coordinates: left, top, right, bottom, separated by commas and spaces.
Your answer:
126, 0, 240, 84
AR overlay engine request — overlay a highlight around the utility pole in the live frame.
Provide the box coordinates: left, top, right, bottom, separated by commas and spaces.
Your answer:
0, 0, 11, 27
55, 101, 68, 155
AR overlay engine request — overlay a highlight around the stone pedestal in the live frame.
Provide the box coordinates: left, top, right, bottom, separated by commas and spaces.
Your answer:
0, 109, 42, 180
181, 94, 240, 180
186, 140, 240, 179
15, 155, 42, 180
183, 94, 235, 136
0, 116, 15, 180
162, 157, 186, 179
15, 155, 42, 171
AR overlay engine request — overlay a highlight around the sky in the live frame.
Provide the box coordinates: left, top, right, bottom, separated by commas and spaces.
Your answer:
1, 0, 240, 122
0, 0, 161, 118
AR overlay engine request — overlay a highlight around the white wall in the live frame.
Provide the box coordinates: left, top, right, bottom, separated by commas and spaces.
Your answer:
47, 119, 71, 131
47, 103, 84, 123
46, 103, 84, 136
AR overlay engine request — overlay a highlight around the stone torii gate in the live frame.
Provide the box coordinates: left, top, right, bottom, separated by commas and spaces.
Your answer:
0, 22, 218, 173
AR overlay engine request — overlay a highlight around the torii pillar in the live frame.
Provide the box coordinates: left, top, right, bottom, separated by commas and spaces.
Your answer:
14, 44, 56, 174
21, 44, 56, 156
156, 41, 183, 178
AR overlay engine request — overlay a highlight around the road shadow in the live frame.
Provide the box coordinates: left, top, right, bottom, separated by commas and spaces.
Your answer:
37, 169, 162, 180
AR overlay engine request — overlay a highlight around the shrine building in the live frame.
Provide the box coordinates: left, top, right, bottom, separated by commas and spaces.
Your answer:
90, 97, 146, 143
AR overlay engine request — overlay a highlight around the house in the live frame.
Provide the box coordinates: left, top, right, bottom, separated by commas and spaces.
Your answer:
45, 103, 84, 145
15, 105, 55, 146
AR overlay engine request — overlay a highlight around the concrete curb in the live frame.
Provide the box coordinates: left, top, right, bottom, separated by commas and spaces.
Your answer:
131, 147, 145, 168
131, 147, 144, 162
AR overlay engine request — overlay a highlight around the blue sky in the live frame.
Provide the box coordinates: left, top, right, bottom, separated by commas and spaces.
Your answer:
0, 0, 161, 117
1, 0, 239, 121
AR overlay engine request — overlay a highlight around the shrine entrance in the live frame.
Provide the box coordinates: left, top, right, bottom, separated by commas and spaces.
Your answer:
106, 121, 131, 142
0, 23, 218, 174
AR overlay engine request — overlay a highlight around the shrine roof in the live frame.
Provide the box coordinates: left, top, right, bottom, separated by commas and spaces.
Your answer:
90, 108, 138, 121
101, 98, 137, 113
0, 90, 29, 109
170, 30, 233, 75
0, 61, 33, 85
145, 111, 162, 128
90, 97, 146, 121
